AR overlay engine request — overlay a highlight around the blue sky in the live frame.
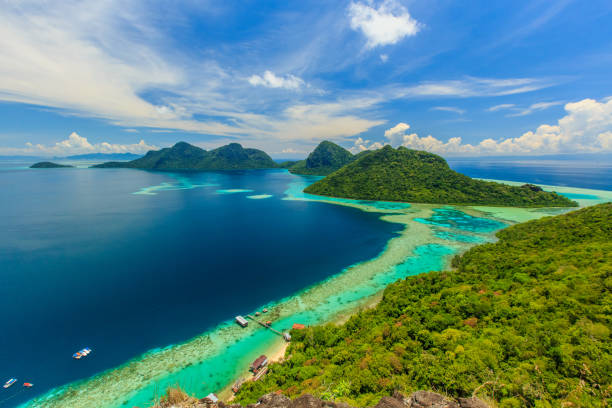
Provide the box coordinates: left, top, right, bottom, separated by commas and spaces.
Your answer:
1, 0, 612, 158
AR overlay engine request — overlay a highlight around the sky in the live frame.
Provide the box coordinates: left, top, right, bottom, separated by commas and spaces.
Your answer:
1, 0, 612, 158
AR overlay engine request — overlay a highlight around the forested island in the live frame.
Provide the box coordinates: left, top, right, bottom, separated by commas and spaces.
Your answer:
289, 141, 356, 175
92, 142, 277, 171
234, 203, 611, 407
30, 161, 73, 168
305, 145, 577, 207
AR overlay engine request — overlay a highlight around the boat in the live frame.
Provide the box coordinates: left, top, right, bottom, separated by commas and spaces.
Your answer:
23, 383, 33, 388
3, 378, 17, 389
73, 347, 92, 359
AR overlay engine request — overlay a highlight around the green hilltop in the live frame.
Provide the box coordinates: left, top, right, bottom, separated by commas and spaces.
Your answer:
289, 141, 356, 176
305, 145, 577, 207
236, 203, 612, 407
92, 142, 277, 171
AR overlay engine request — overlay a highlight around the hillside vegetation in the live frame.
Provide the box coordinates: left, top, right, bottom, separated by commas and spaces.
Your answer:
236, 203, 612, 407
304, 145, 576, 207
289, 141, 356, 176
92, 142, 277, 170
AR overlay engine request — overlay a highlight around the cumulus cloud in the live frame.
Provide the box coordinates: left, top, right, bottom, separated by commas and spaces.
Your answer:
248, 71, 305, 90
357, 97, 612, 155
1, 132, 157, 156
348, 0, 421, 48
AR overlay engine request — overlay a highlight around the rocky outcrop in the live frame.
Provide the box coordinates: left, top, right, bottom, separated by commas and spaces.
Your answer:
152, 391, 488, 408
217, 391, 488, 408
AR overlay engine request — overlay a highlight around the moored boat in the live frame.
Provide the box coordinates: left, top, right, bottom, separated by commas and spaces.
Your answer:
3, 378, 17, 389
23, 382, 33, 388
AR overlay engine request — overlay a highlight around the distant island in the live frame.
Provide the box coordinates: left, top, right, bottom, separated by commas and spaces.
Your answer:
305, 145, 577, 207
30, 161, 73, 168
289, 141, 356, 176
92, 142, 277, 171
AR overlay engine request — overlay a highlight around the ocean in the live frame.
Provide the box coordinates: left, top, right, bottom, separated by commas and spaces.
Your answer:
0, 165, 402, 407
447, 157, 612, 191
0, 158, 610, 408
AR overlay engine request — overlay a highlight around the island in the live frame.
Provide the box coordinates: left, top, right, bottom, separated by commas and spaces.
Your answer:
92, 142, 278, 171
289, 141, 358, 176
304, 145, 577, 207
30, 161, 74, 168
233, 202, 611, 408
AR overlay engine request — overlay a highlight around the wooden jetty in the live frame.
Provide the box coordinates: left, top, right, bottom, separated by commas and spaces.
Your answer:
246, 315, 283, 335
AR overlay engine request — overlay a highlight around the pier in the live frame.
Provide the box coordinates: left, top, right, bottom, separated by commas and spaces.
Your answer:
246, 315, 284, 335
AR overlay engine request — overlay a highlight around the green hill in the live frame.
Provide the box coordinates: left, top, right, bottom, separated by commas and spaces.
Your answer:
30, 161, 73, 168
304, 145, 576, 207
289, 141, 354, 176
236, 203, 612, 407
92, 142, 277, 170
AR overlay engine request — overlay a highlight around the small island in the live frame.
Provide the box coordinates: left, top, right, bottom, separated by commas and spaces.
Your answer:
304, 145, 577, 207
30, 161, 74, 168
92, 142, 278, 171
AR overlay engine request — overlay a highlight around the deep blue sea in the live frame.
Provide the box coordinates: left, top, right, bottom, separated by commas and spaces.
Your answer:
447, 157, 612, 191
0, 164, 401, 407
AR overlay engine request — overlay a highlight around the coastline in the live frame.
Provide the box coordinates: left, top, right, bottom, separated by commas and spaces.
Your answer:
20, 176, 610, 408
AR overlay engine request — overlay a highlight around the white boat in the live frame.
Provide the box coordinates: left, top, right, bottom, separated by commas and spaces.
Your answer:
3, 378, 16, 389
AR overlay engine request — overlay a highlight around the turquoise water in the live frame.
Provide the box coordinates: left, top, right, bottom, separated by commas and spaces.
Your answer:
9, 165, 602, 408
13, 171, 512, 408
415, 208, 507, 232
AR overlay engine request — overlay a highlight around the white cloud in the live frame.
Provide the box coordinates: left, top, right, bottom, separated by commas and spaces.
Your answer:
376, 97, 612, 155
0, 132, 157, 156
348, 0, 421, 48
431, 106, 465, 115
248, 71, 305, 90
384, 122, 410, 139
487, 104, 515, 112
399, 77, 552, 98
507, 101, 563, 117
380, 54, 389, 63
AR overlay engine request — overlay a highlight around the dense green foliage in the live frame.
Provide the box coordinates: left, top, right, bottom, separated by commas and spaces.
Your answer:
304, 145, 577, 207
30, 161, 73, 168
290, 141, 355, 175
278, 160, 300, 169
236, 204, 612, 407
92, 142, 277, 170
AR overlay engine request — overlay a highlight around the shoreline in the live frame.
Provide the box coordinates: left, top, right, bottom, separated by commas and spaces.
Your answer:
21, 177, 610, 408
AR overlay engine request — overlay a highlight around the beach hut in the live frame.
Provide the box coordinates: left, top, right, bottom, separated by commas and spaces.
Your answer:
292, 323, 306, 330
250, 355, 268, 373
202, 393, 219, 405
235, 316, 248, 327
